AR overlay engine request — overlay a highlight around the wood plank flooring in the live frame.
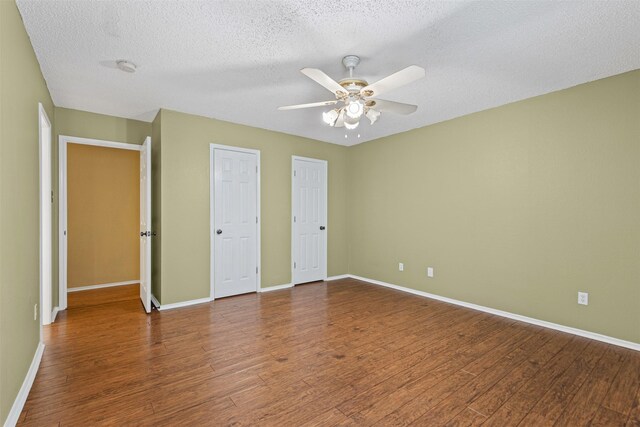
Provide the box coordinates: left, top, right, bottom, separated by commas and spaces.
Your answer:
19, 278, 640, 426
67, 283, 140, 309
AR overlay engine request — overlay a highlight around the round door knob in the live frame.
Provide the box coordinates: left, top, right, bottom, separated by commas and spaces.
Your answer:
140, 231, 147, 237
216, 229, 222, 235
320, 226, 326, 230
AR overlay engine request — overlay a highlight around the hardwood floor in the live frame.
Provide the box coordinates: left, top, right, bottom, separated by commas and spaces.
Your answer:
67, 283, 140, 309
19, 278, 640, 426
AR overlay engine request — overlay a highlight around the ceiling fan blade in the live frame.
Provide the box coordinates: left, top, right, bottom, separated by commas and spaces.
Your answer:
361, 65, 425, 98
368, 99, 418, 115
278, 100, 339, 111
334, 109, 345, 127
300, 68, 346, 96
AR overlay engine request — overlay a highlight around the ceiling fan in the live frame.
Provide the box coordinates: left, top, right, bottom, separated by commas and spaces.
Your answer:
278, 55, 425, 130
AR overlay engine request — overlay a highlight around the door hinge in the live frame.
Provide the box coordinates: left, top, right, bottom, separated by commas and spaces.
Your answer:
256, 216, 258, 223
294, 216, 296, 223
294, 262, 296, 269
294, 170, 296, 177
256, 165, 258, 173
256, 266, 258, 274
51, 190, 54, 203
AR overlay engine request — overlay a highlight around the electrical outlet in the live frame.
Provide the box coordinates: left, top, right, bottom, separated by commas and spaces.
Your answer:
34, 303, 38, 321
578, 292, 589, 306
427, 267, 434, 278
398, 263, 404, 272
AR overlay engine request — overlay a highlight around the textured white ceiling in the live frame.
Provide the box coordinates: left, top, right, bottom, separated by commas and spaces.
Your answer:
17, 1, 640, 146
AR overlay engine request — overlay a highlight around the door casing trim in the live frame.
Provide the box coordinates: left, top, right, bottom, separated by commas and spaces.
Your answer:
58, 135, 142, 310
39, 103, 52, 330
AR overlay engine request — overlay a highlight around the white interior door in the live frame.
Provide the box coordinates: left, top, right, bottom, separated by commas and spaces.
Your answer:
292, 157, 327, 285
139, 136, 152, 313
213, 147, 259, 299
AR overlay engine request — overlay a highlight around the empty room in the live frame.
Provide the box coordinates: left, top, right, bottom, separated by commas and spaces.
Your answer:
1, 1, 639, 426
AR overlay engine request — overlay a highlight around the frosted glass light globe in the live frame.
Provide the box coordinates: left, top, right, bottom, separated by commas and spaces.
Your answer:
344, 120, 359, 130
322, 109, 339, 126
345, 100, 364, 119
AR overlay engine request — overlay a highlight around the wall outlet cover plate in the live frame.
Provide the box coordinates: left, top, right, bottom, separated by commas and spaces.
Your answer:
578, 292, 589, 305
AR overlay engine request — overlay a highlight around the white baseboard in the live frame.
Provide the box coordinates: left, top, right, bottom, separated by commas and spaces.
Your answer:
4, 342, 45, 427
325, 274, 349, 281
67, 280, 139, 293
258, 283, 293, 293
51, 306, 59, 323
347, 274, 640, 352
155, 297, 212, 311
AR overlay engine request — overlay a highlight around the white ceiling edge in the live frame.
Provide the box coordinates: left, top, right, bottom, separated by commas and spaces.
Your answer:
18, 0, 640, 147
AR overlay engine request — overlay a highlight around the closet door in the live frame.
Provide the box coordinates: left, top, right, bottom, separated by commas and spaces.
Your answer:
292, 157, 327, 285
213, 147, 259, 298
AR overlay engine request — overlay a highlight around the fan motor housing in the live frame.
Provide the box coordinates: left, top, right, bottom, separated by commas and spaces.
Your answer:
339, 78, 368, 93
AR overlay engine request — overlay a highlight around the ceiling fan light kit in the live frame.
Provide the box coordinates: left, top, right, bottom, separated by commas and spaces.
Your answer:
366, 108, 380, 124
344, 120, 359, 130
278, 55, 425, 131
346, 100, 364, 119
322, 109, 340, 126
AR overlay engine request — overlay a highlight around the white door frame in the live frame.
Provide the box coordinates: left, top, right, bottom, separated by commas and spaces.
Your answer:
291, 156, 328, 285
39, 103, 53, 329
58, 135, 142, 310
209, 143, 261, 299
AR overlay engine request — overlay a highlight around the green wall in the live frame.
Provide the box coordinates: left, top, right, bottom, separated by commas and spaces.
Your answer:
54, 107, 151, 144
0, 1, 54, 422
348, 70, 640, 343
157, 109, 349, 304
50, 107, 151, 308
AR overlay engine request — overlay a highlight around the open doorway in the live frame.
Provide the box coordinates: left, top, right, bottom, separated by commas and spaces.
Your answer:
58, 136, 152, 313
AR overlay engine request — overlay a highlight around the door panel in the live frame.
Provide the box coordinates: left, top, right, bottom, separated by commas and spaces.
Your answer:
139, 137, 152, 313
292, 158, 327, 285
214, 148, 258, 298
